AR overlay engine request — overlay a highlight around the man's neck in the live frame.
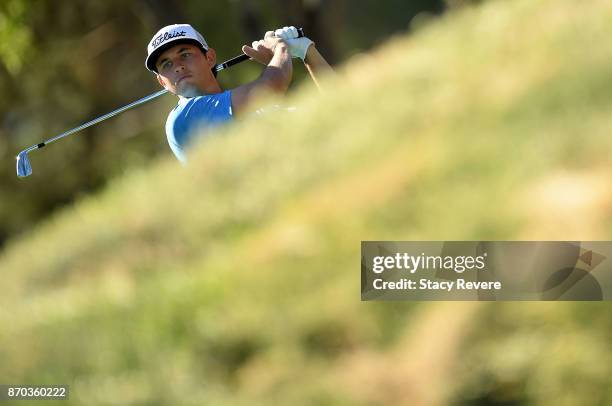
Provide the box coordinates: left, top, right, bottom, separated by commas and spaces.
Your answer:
179, 80, 224, 99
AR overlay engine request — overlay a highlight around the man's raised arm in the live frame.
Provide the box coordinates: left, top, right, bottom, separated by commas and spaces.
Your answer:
231, 33, 293, 115
274, 26, 334, 92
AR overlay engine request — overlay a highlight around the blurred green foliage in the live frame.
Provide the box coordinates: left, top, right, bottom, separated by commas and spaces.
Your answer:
0, 0, 32, 74
0, 0, 611, 404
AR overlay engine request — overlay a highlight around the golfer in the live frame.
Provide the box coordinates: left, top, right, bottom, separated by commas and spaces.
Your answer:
145, 24, 331, 163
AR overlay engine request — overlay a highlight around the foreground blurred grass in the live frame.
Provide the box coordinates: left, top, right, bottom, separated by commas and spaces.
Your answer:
1, 0, 612, 404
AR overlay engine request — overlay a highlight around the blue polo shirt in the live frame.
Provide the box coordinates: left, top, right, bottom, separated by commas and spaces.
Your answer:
165, 90, 233, 163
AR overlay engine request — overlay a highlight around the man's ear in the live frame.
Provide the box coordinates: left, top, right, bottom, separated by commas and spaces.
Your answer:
156, 74, 167, 89
206, 48, 217, 67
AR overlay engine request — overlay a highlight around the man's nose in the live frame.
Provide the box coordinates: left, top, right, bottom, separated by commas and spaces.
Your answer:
174, 63, 185, 73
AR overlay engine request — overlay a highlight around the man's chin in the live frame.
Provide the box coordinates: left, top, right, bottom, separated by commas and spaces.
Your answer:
177, 84, 204, 98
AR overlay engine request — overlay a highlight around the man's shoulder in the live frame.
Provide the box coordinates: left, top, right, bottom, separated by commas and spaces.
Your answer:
166, 90, 233, 129
177, 90, 232, 111
193, 89, 232, 102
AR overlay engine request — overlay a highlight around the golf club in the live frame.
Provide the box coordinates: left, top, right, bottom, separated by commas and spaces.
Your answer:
16, 28, 304, 178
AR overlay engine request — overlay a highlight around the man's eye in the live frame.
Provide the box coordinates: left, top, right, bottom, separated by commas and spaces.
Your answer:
181, 52, 192, 58
162, 61, 172, 70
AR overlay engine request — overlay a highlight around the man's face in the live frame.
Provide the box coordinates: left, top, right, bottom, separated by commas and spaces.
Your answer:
155, 43, 216, 97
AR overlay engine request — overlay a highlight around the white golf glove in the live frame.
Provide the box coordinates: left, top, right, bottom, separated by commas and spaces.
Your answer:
274, 26, 313, 60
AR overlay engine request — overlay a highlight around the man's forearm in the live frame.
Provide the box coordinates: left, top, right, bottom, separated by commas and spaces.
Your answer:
230, 39, 293, 116
303, 46, 334, 92
304, 46, 332, 74
260, 43, 293, 93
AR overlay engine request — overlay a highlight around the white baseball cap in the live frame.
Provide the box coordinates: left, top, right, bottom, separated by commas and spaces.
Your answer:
145, 24, 209, 73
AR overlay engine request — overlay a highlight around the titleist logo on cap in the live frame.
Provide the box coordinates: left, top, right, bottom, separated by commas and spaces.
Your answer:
151, 30, 187, 48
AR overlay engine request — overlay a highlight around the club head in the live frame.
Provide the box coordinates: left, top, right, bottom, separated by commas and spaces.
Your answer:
16, 151, 32, 177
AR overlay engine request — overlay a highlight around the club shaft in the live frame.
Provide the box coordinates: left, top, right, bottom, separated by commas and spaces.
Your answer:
214, 54, 250, 72
39, 89, 169, 148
